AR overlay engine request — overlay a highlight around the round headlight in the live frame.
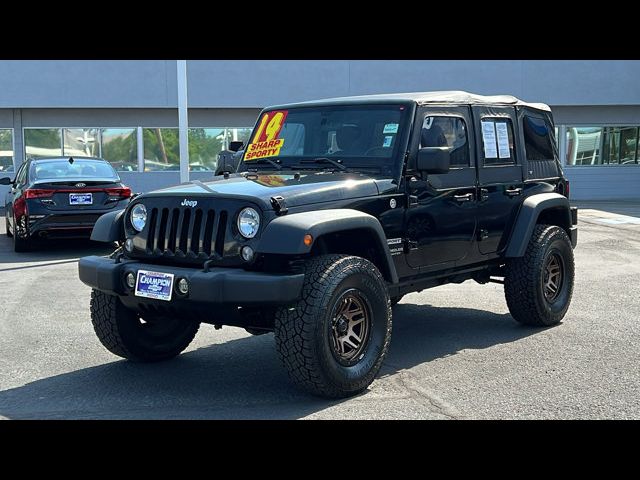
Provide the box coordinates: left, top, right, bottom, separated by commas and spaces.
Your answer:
130, 204, 147, 232
237, 207, 260, 238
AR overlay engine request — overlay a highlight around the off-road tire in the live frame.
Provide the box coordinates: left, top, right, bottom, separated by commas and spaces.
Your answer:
90, 289, 199, 362
505, 224, 574, 326
275, 254, 392, 398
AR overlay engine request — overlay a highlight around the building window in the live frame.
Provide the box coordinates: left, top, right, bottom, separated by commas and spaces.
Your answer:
0, 129, 14, 173
101, 128, 138, 171
24, 128, 62, 159
565, 126, 640, 165
522, 115, 554, 161
143, 128, 179, 171
188, 127, 253, 171
63, 128, 100, 158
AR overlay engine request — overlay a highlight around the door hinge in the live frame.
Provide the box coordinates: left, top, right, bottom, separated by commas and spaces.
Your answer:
478, 229, 489, 241
480, 188, 489, 202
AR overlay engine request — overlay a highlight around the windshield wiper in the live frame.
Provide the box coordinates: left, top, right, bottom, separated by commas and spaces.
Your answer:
300, 157, 347, 171
246, 158, 282, 170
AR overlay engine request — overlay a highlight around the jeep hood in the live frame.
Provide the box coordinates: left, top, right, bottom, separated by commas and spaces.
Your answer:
143, 172, 396, 209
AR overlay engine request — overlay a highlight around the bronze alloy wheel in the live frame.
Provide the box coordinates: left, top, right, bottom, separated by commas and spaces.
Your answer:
330, 289, 371, 365
543, 251, 564, 302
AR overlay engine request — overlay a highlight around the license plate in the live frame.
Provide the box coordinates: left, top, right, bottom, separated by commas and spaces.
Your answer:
69, 193, 93, 205
134, 270, 174, 301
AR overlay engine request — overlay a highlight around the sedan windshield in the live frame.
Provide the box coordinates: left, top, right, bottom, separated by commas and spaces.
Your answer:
30, 159, 120, 181
241, 104, 409, 174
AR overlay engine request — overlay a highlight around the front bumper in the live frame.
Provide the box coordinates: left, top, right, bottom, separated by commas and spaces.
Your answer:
78, 255, 305, 305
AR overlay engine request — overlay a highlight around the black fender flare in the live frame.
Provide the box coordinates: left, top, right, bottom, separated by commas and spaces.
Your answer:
90, 209, 126, 243
256, 208, 399, 283
505, 193, 572, 257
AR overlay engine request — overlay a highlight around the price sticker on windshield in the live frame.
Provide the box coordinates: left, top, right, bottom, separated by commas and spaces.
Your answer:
245, 110, 288, 161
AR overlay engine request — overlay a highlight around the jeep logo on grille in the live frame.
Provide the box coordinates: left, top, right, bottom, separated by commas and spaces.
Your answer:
181, 199, 197, 207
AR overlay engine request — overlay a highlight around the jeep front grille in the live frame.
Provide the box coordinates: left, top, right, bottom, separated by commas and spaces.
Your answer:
144, 207, 228, 259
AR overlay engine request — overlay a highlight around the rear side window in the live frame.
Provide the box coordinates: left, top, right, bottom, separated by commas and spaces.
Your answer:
421, 116, 470, 167
523, 115, 554, 161
480, 118, 516, 165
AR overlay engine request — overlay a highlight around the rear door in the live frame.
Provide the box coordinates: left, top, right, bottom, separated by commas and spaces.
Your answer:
405, 106, 477, 270
472, 106, 524, 255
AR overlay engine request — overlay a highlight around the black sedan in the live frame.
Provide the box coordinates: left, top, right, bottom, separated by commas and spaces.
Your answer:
1, 157, 132, 252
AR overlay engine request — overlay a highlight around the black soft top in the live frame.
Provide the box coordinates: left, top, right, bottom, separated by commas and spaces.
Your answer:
268, 90, 551, 112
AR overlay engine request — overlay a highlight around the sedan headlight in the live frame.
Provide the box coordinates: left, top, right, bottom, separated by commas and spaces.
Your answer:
130, 203, 147, 232
237, 207, 260, 238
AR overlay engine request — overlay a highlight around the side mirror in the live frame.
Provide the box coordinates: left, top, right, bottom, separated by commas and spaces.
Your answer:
0, 177, 12, 185
228, 141, 244, 152
417, 147, 450, 174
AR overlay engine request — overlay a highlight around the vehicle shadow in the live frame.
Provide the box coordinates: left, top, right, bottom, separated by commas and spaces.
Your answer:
0, 216, 113, 265
0, 301, 542, 419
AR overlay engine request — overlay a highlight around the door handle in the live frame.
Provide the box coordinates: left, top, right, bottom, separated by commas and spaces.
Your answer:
505, 187, 522, 197
453, 193, 473, 203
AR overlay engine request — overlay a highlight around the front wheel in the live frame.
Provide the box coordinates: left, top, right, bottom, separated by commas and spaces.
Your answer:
504, 225, 575, 326
275, 255, 392, 398
90, 290, 200, 362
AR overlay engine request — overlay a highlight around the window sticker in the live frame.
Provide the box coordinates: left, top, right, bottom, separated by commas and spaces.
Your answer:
481, 121, 498, 158
245, 110, 288, 161
383, 123, 399, 134
382, 135, 393, 148
495, 122, 511, 158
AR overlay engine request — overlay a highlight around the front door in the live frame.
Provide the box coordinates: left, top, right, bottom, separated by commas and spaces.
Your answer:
472, 106, 524, 255
405, 106, 477, 270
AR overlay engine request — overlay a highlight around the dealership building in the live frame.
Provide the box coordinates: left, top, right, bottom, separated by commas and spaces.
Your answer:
1, 60, 639, 200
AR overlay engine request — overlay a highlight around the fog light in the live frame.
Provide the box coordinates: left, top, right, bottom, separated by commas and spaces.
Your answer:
177, 278, 189, 295
126, 272, 136, 289
241, 245, 254, 262
125, 238, 134, 252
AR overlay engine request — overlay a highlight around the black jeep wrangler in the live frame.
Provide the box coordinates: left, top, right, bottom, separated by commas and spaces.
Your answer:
79, 91, 578, 398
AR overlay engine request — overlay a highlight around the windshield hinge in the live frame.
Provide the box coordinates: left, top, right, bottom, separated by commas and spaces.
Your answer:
270, 196, 288, 216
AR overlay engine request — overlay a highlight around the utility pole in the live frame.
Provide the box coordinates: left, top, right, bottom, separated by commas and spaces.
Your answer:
177, 60, 190, 183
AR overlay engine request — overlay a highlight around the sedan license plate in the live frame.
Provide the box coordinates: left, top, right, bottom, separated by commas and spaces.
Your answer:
135, 270, 174, 301
69, 193, 93, 205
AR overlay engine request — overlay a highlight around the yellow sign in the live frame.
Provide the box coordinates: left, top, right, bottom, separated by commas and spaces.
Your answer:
245, 138, 285, 161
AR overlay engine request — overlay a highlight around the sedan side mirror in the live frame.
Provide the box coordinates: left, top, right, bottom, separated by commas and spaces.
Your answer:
0, 177, 12, 185
417, 147, 450, 175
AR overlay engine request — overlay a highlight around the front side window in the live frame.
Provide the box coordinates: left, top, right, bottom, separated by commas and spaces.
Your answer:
242, 104, 409, 173
420, 116, 470, 167
523, 115, 554, 161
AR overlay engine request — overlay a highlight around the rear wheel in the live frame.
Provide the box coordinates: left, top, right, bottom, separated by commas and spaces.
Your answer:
275, 255, 392, 398
12, 215, 31, 252
5, 214, 12, 238
90, 290, 200, 362
504, 224, 575, 326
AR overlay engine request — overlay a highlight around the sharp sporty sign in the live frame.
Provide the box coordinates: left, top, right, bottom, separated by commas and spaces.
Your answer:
245, 110, 288, 161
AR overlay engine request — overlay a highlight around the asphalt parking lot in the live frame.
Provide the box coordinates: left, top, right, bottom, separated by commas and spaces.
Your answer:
0, 202, 639, 419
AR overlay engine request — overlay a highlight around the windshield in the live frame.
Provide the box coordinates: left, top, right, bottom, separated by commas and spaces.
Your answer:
30, 159, 120, 181
241, 104, 410, 173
